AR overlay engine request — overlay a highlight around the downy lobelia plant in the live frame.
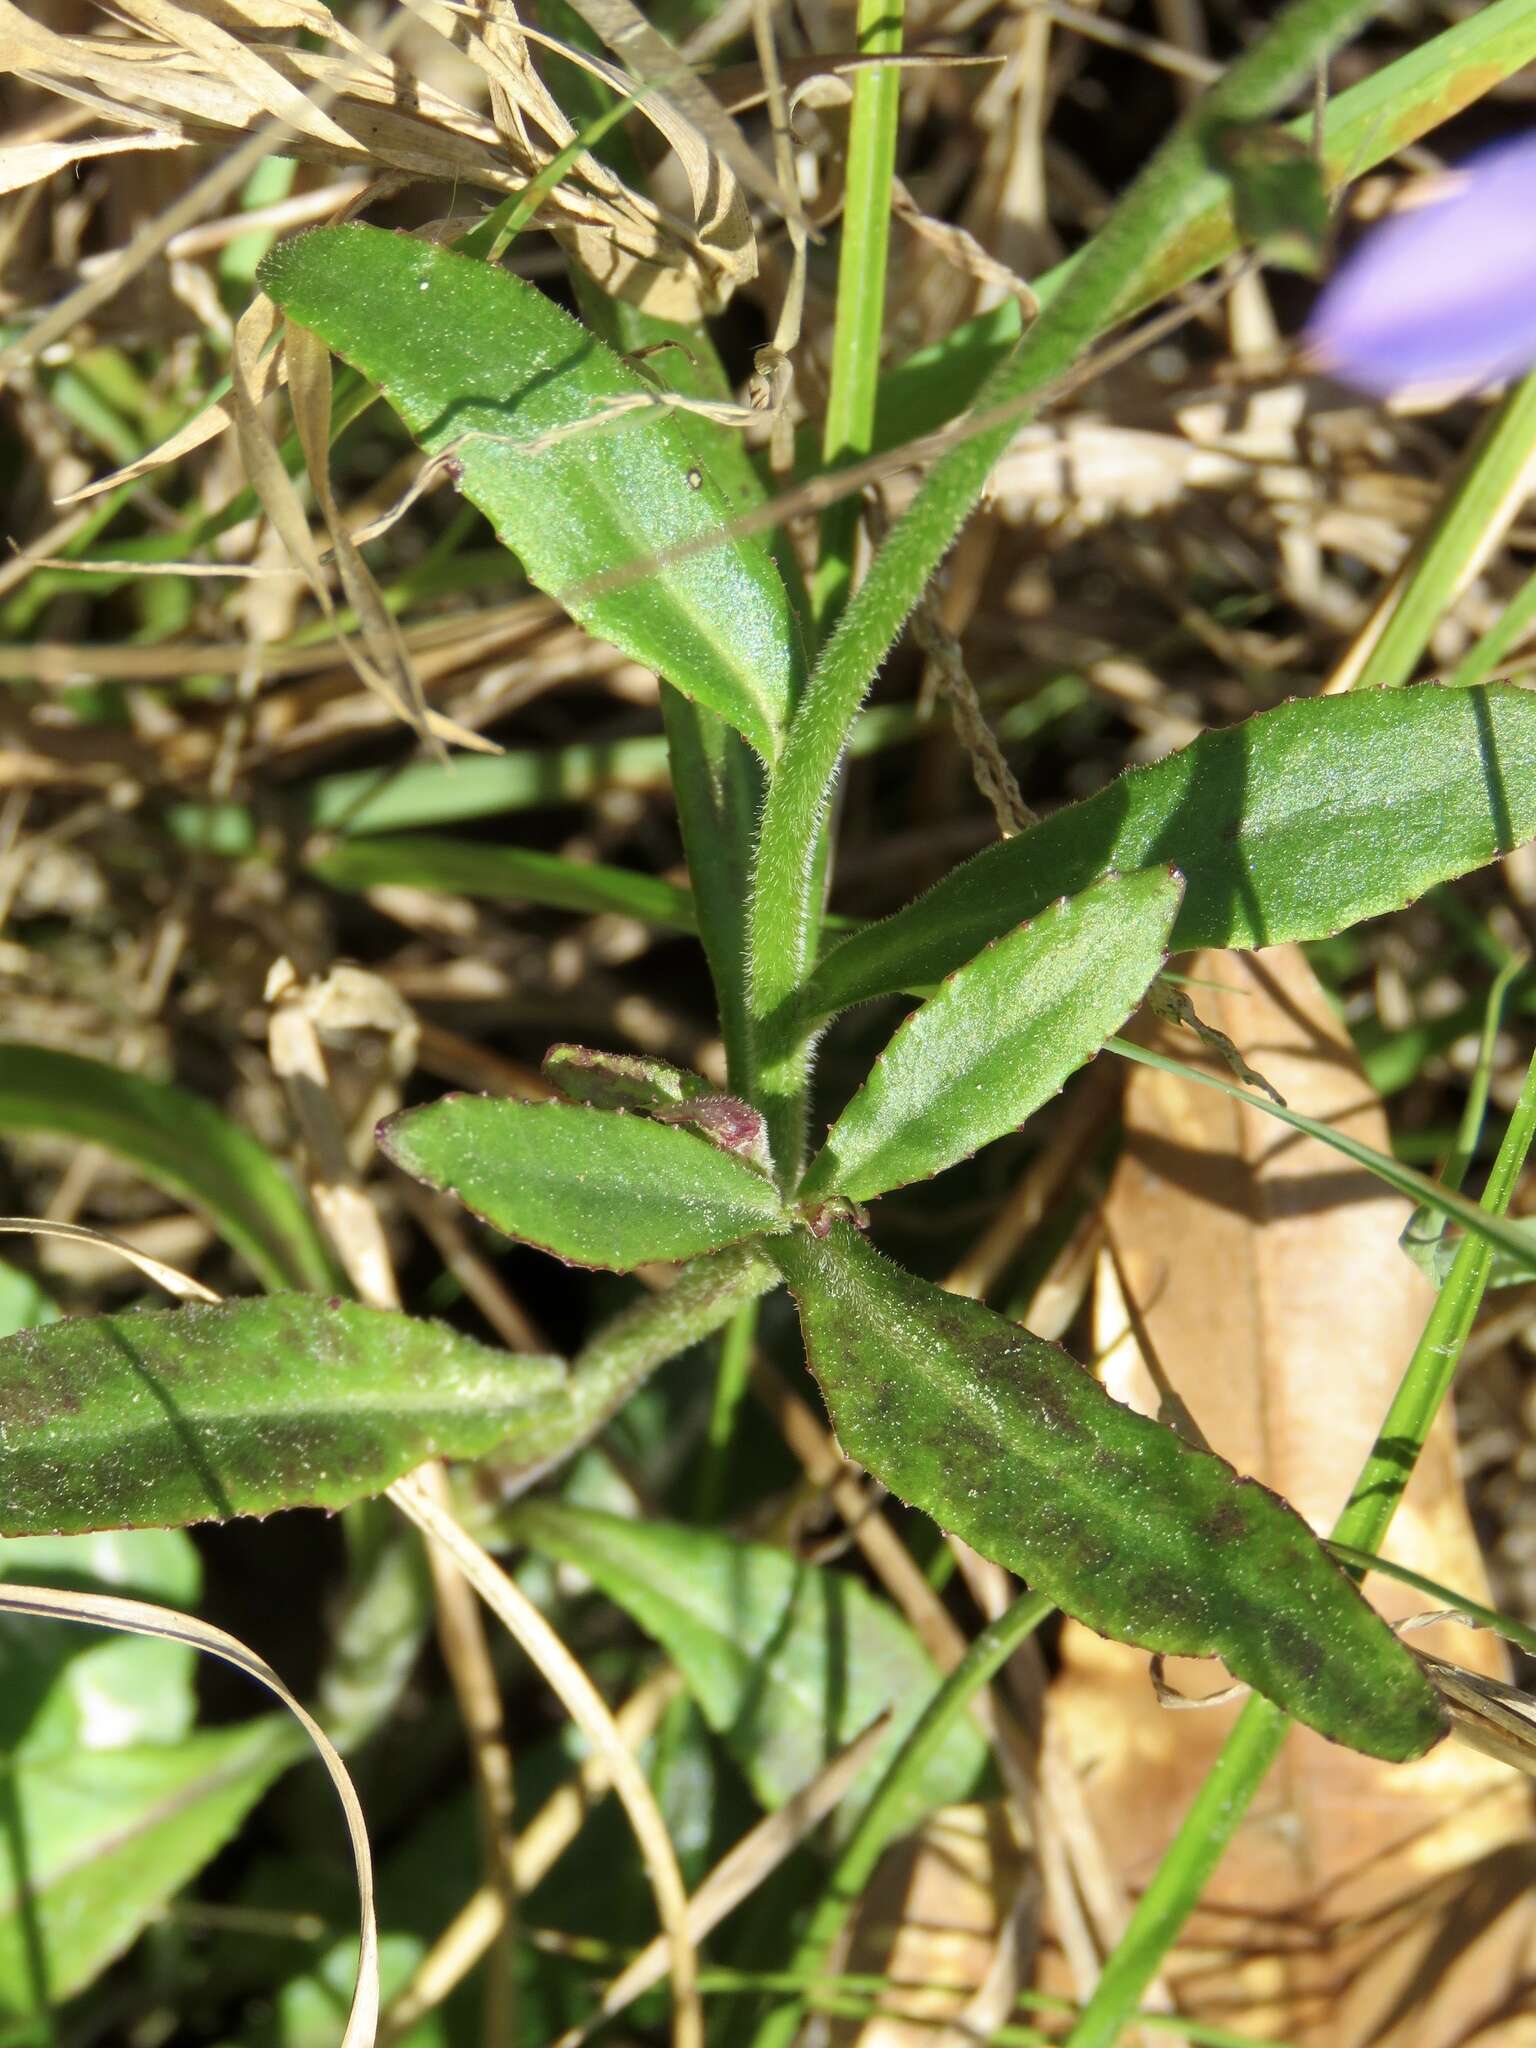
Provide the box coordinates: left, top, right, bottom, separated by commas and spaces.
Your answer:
8, 0, 1536, 2033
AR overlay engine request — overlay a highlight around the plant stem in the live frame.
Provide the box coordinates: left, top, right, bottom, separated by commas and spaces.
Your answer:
747, 0, 1386, 1186
1334, 1047, 1536, 1558
813, 0, 907, 633
750, 0, 908, 1175
1345, 367, 1536, 692
499, 1242, 779, 1481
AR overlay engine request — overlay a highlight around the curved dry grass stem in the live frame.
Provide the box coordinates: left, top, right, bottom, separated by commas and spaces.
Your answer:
385, 1470, 704, 2048
0, 1580, 380, 2048
0, 1216, 220, 1302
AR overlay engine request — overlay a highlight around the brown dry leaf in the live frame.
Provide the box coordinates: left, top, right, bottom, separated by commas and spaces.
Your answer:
0, 130, 188, 197
1047, 945, 1536, 2046
282, 318, 432, 744
552, 0, 786, 221
830, 1802, 1036, 2047
404, 0, 759, 309
226, 302, 494, 752
3, 0, 756, 319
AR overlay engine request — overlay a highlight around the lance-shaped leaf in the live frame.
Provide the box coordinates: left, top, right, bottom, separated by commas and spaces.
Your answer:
507, 1501, 987, 1842
378, 1095, 789, 1271
774, 1223, 1445, 1764
256, 226, 806, 761
805, 683, 1536, 1019
0, 1298, 567, 1536
800, 869, 1181, 1203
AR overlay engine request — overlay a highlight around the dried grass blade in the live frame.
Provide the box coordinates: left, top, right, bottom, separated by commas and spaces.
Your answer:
0, 0, 416, 388
230, 312, 484, 752
386, 1470, 703, 2048
552, 1711, 892, 2048
109, 0, 360, 151
378, 1669, 680, 2045
0, 1215, 220, 1302
58, 373, 279, 506
283, 320, 435, 748
1412, 1653, 1536, 1779
514, 21, 757, 288
557, 0, 795, 227
0, 132, 187, 197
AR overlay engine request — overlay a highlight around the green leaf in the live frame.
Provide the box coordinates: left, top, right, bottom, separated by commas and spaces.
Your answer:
255, 225, 806, 761
774, 1223, 1444, 1764
806, 684, 1536, 1019
543, 1045, 711, 1113
308, 834, 698, 934
1207, 119, 1330, 273
378, 1095, 788, 1271
507, 1500, 988, 1840
0, 1044, 338, 1294
0, 1717, 294, 2016
0, 1297, 567, 1535
566, 274, 795, 1093
0, 1529, 202, 1758
0, 1260, 56, 1335
801, 870, 1181, 1203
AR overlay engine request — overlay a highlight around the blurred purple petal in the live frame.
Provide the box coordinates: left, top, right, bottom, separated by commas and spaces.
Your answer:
1306, 132, 1536, 398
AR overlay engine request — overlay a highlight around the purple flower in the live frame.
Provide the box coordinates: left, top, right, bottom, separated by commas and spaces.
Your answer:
1305, 132, 1536, 399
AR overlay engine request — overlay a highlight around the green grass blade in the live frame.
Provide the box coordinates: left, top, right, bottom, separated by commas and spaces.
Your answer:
851, 0, 1536, 470
0, 1045, 337, 1293
813, 0, 906, 631
1064, 1696, 1292, 2048
1325, 1543, 1536, 1661
1333, 1049, 1536, 1557
1345, 370, 1536, 693
1452, 561, 1536, 689
1109, 1036, 1536, 1279
1400, 949, 1523, 1280
752, 1586, 1053, 2048
163, 679, 1086, 855
306, 834, 698, 933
